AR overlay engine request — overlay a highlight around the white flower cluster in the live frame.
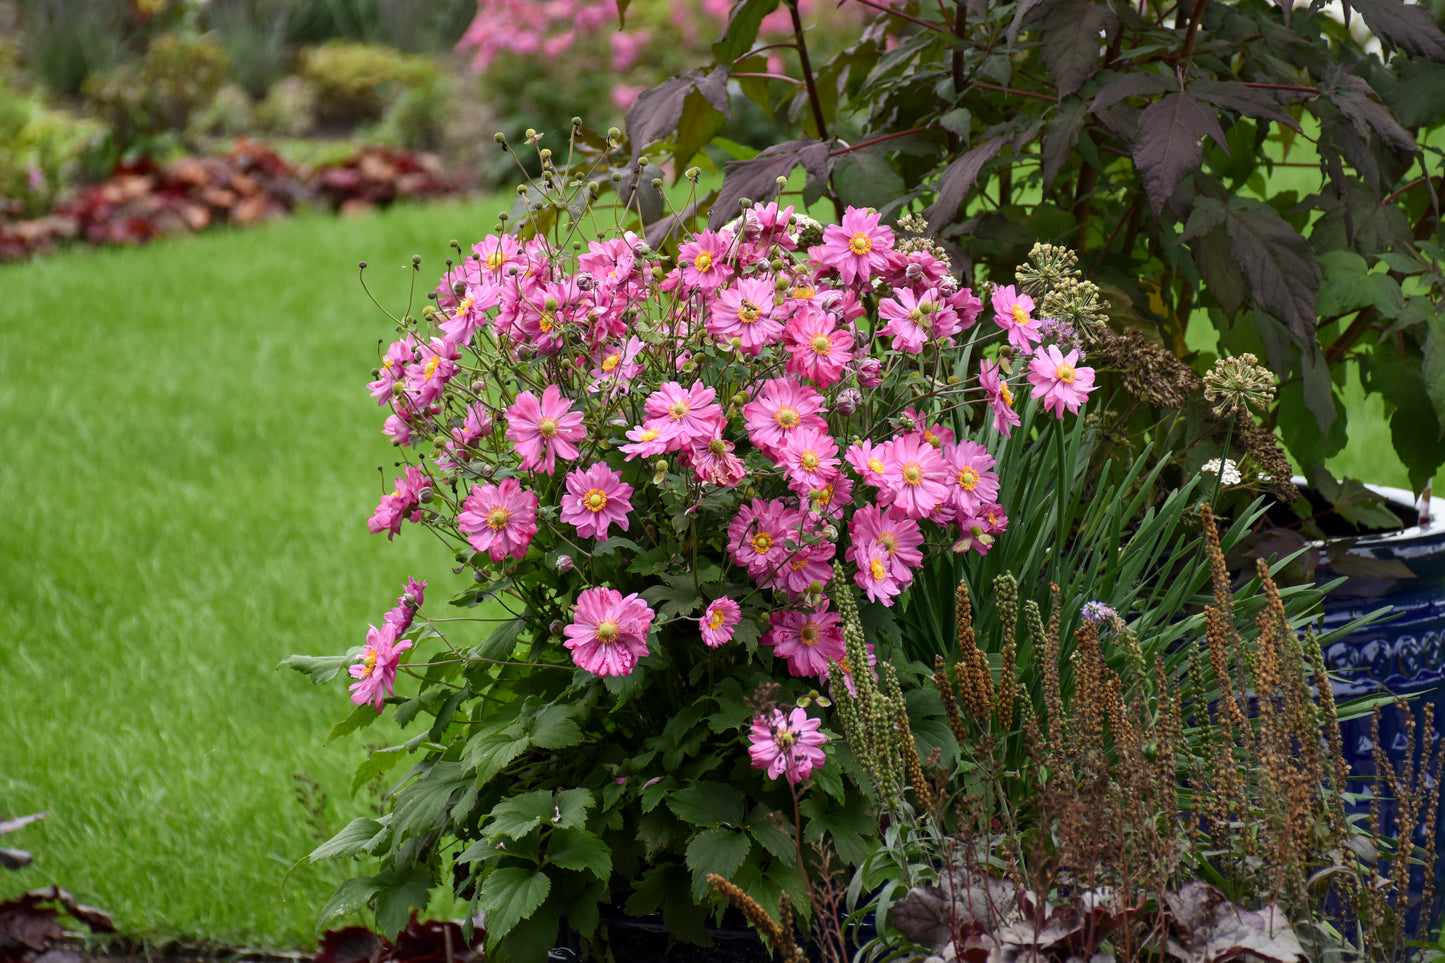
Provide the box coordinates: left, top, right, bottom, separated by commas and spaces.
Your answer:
1201, 457, 1242, 486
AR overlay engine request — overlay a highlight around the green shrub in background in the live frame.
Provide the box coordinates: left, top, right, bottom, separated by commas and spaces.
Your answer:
81, 31, 229, 163
0, 76, 104, 217
298, 41, 440, 130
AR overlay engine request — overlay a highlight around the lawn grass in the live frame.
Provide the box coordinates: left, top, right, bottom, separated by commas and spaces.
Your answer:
0, 195, 509, 949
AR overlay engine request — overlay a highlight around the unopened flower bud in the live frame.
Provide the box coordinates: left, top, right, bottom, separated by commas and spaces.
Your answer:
493, 132, 506, 144
550, 620, 565, 636
608, 126, 621, 141
856, 357, 883, 389
654, 459, 669, 472
835, 388, 862, 415
556, 554, 574, 573
685, 166, 701, 181
731, 391, 751, 406
820, 525, 838, 541
906, 262, 924, 282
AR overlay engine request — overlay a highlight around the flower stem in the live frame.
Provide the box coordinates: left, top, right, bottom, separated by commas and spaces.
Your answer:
1211, 410, 1237, 515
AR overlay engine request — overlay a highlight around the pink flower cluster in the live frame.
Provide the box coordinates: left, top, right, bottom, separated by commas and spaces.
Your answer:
361, 198, 1100, 734
349, 578, 426, 712
748, 707, 828, 784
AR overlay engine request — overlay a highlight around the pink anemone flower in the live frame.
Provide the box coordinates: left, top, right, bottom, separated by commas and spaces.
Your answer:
563, 586, 655, 677
560, 462, 635, 541
748, 707, 828, 784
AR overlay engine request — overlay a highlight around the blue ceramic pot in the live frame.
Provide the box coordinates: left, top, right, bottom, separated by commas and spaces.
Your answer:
1313, 482, 1445, 930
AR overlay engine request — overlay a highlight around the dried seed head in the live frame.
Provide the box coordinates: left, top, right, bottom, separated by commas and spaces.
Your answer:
1203, 352, 1276, 417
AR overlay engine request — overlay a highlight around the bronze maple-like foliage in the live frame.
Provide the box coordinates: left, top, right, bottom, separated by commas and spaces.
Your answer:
621, 0, 1445, 494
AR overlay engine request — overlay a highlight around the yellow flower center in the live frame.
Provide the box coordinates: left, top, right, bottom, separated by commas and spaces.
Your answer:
669, 400, 691, 419
1001, 384, 1015, 406
595, 618, 619, 643
902, 463, 923, 486
870, 558, 887, 580
538, 312, 555, 333
738, 300, 760, 324
638, 428, 660, 441
776, 728, 797, 749
359, 650, 378, 678
584, 489, 607, 512
538, 418, 558, 439
708, 437, 728, 455
1011, 305, 1029, 326
811, 334, 832, 353
709, 608, 727, 629
957, 467, 979, 491
1055, 363, 1076, 383
867, 457, 885, 474
696, 250, 717, 273
751, 532, 774, 553
800, 622, 820, 646
880, 533, 897, 555
801, 450, 819, 471
487, 506, 512, 530
849, 232, 872, 255
923, 429, 939, 447
458, 297, 474, 315
791, 286, 815, 299
601, 352, 621, 372
423, 356, 441, 380
485, 252, 506, 271
774, 406, 800, 428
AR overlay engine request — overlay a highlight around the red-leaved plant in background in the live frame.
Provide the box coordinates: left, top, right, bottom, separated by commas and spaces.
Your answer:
284, 131, 1100, 963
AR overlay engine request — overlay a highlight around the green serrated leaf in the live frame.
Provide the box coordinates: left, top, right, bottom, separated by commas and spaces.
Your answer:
390, 761, 469, 844
375, 864, 434, 938
1317, 250, 1404, 319
746, 805, 796, 862
352, 746, 408, 797
488, 789, 555, 840
480, 866, 552, 943
309, 817, 383, 863
685, 827, 751, 898
529, 704, 583, 750
279, 653, 350, 684
470, 619, 525, 662
711, 0, 781, 64
464, 732, 530, 785
319, 875, 380, 922
553, 788, 595, 829
1423, 312, 1445, 439
546, 827, 612, 879
326, 702, 382, 745
667, 782, 745, 826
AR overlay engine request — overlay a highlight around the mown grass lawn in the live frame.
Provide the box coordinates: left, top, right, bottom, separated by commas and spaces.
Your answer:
0, 195, 506, 949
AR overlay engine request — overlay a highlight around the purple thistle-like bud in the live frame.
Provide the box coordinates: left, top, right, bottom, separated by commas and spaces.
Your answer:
835, 388, 863, 416
1081, 600, 1118, 624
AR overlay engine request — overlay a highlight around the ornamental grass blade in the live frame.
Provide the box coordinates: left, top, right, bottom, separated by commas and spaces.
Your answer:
1132, 93, 1227, 214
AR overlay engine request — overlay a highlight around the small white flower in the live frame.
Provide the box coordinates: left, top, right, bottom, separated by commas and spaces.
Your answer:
1202, 457, 1242, 486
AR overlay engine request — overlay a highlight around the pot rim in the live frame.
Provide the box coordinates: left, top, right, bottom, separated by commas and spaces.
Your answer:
1291, 475, 1445, 546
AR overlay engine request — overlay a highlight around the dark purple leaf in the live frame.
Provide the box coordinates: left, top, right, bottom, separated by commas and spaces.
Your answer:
1222, 197, 1320, 344
316, 926, 389, 963
625, 69, 730, 165
709, 138, 829, 231
1042, 99, 1088, 190
1191, 227, 1249, 318
924, 137, 1007, 230
1133, 93, 1228, 213
1189, 80, 1300, 130
1041, 0, 1117, 97
1346, 0, 1445, 61
1090, 72, 1170, 114
1007, 0, 1060, 44
1163, 882, 1306, 963
889, 886, 953, 952
1323, 68, 1416, 153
